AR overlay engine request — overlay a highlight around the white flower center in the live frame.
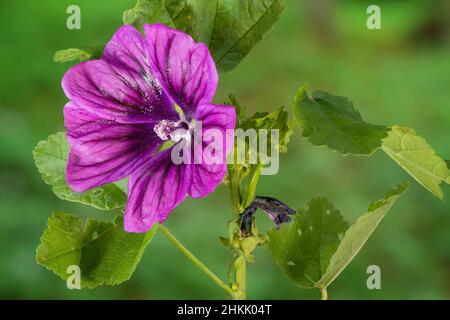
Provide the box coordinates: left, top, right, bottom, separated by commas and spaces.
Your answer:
153, 120, 177, 141
153, 119, 192, 142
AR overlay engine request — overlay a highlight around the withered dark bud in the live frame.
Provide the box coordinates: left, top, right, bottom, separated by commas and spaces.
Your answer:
240, 196, 296, 236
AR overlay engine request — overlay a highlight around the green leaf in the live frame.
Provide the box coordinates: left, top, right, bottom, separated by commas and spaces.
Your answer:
382, 126, 449, 199
123, 0, 186, 30
227, 94, 246, 122
53, 47, 103, 63
293, 86, 390, 156
33, 132, 127, 210
268, 182, 408, 289
225, 97, 293, 207
446, 160, 450, 171
239, 106, 294, 155
123, 0, 285, 72
316, 182, 409, 289
268, 198, 348, 288
36, 212, 158, 288
228, 97, 293, 182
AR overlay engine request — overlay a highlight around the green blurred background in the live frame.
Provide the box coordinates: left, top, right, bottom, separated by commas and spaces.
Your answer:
0, 0, 449, 299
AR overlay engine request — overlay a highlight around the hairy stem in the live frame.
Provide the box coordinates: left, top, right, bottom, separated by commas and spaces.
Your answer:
159, 224, 233, 295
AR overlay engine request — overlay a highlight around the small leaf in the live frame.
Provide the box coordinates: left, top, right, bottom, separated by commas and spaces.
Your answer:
268, 198, 348, 288
268, 182, 408, 289
229, 101, 293, 180
239, 106, 294, 155
293, 86, 390, 156
53, 47, 103, 63
33, 132, 127, 210
382, 126, 449, 199
227, 98, 293, 206
317, 182, 409, 288
36, 212, 158, 288
227, 94, 246, 122
123, 0, 285, 72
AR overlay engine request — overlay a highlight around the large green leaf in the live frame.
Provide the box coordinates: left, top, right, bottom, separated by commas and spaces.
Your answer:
36, 212, 157, 288
33, 132, 127, 210
268, 182, 408, 289
123, 0, 188, 31
268, 198, 348, 288
317, 182, 409, 288
53, 47, 103, 63
293, 86, 390, 156
123, 0, 285, 72
382, 126, 449, 199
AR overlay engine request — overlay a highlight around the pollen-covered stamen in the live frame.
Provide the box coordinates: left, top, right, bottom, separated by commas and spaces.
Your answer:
153, 119, 191, 142
153, 120, 178, 141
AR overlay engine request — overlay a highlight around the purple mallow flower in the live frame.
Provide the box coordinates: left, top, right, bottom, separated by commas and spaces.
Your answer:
62, 24, 236, 232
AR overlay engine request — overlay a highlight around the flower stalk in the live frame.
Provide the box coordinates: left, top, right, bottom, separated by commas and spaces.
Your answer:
159, 224, 233, 295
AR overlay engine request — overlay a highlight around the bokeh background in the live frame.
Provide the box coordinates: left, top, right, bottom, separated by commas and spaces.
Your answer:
0, 0, 449, 299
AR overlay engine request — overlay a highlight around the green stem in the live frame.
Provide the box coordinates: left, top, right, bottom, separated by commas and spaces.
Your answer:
159, 224, 233, 295
320, 287, 328, 300
227, 164, 263, 300
229, 255, 246, 300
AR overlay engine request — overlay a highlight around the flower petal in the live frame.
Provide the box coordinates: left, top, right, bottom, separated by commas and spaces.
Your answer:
145, 23, 218, 118
195, 103, 236, 135
102, 24, 177, 121
62, 26, 177, 124
65, 102, 161, 192
102, 25, 151, 82
189, 104, 236, 198
124, 149, 191, 233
